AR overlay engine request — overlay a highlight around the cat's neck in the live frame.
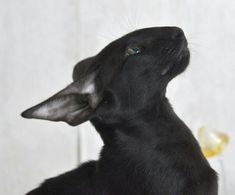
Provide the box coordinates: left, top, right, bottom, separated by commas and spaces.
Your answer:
91, 97, 190, 147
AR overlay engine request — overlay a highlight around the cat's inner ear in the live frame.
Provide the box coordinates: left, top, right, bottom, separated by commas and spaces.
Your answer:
21, 75, 101, 126
80, 74, 96, 94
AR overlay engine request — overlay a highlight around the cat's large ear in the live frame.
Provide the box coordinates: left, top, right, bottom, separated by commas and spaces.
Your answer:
22, 58, 101, 126
73, 57, 95, 82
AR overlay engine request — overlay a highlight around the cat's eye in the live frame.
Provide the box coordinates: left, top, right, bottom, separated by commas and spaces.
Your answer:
125, 46, 141, 56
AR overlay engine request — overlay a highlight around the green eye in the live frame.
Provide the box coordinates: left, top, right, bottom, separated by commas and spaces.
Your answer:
125, 46, 141, 56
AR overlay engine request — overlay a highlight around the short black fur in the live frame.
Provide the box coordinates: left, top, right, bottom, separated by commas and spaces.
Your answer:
22, 27, 218, 195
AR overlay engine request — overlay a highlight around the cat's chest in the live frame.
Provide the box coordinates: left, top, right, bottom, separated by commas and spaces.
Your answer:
96, 151, 184, 195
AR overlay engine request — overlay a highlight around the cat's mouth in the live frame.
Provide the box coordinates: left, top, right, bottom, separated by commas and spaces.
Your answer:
165, 47, 190, 77
175, 47, 190, 72
179, 47, 190, 60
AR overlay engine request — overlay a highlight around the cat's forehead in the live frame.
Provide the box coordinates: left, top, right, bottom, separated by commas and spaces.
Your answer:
123, 26, 183, 41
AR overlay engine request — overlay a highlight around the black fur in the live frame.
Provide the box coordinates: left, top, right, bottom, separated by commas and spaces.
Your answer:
22, 27, 218, 195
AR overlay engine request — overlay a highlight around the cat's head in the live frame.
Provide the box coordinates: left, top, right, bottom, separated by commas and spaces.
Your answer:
22, 27, 190, 126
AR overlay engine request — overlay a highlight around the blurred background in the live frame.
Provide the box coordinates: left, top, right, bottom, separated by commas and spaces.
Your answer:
0, 0, 235, 194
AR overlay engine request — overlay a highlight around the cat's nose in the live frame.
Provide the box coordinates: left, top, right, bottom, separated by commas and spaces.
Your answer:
171, 27, 185, 40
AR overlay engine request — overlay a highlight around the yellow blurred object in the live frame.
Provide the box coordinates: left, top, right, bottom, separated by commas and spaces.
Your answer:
197, 127, 229, 158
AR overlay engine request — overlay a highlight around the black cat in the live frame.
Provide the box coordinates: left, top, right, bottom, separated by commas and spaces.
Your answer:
22, 27, 218, 195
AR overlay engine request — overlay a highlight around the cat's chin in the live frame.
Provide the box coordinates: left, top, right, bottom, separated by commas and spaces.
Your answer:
169, 48, 190, 77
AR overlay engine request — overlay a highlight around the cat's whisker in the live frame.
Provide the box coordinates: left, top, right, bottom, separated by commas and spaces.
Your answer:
106, 27, 120, 39
125, 15, 133, 30
97, 34, 114, 42
133, 2, 142, 29
189, 48, 199, 55
117, 17, 131, 34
